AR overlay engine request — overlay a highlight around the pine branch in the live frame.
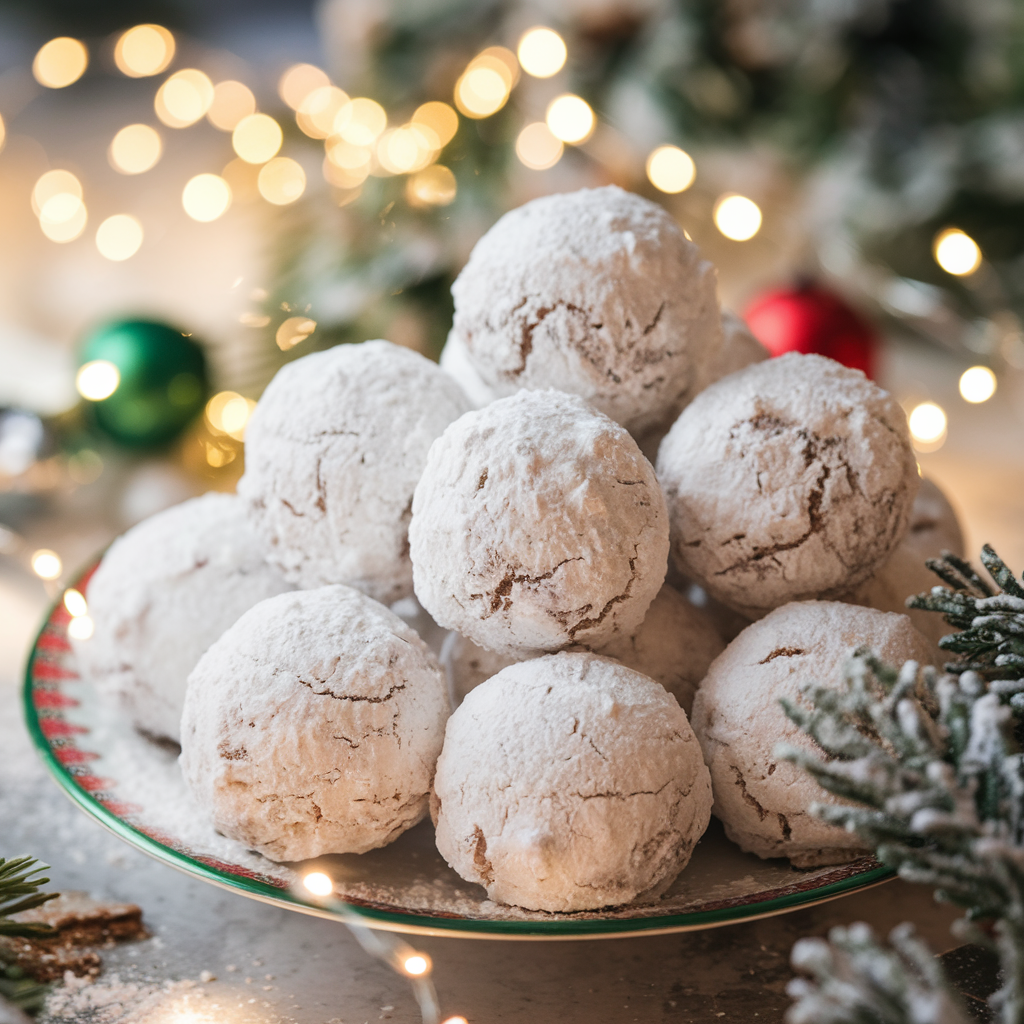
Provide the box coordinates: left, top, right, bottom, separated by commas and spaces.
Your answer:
778, 653, 1024, 1023
909, 547, 1024, 680
786, 922, 972, 1024
0, 859, 56, 940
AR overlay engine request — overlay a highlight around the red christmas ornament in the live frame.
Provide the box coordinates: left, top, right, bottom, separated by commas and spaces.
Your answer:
744, 282, 878, 379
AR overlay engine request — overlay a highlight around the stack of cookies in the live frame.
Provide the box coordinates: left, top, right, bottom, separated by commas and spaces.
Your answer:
76, 185, 961, 912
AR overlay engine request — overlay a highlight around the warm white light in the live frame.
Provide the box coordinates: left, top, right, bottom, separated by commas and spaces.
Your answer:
95, 214, 144, 261
959, 365, 996, 403
406, 165, 457, 207
934, 228, 982, 276
515, 122, 563, 170
33, 37, 88, 88
208, 80, 256, 132
646, 145, 696, 193
403, 955, 430, 976
32, 169, 82, 215
336, 98, 386, 147
303, 871, 333, 896
31, 549, 62, 580
232, 114, 283, 164
67, 614, 94, 640
908, 402, 947, 448
76, 361, 120, 400
714, 194, 762, 241
40, 193, 82, 225
257, 158, 306, 205
155, 69, 214, 128
545, 94, 594, 144
517, 27, 566, 78
205, 391, 256, 439
114, 25, 174, 77
109, 123, 162, 174
279, 64, 330, 110
376, 125, 435, 174
276, 317, 317, 351
297, 86, 351, 139
182, 174, 232, 222
63, 588, 88, 617
40, 201, 87, 242
441, 1018, 469, 1024
411, 102, 459, 147
454, 52, 515, 119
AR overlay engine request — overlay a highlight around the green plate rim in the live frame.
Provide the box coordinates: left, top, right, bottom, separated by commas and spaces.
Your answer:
22, 574, 895, 939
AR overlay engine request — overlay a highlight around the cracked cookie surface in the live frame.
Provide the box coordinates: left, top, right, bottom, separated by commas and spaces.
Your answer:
180, 585, 450, 861
409, 390, 669, 655
689, 600, 934, 867
431, 652, 712, 911
239, 339, 471, 603
448, 185, 722, 436
657, 352, 918, 618
76, 492, 292, 743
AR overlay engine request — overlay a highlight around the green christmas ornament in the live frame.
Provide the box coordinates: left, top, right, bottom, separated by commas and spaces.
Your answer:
77, 318, 208, 448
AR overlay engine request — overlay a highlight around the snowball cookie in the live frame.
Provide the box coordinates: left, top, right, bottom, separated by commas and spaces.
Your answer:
432, 652, 712, 911
439, 329, 495, 409
846, 478, 966, 648
657, 353, 919, 619
410, 389, 670, 655
449, 186, 722, 436
180, 585, 450, 862
691, 601, 934, 867
239, 340, 471, 603
75, 492, 291, 743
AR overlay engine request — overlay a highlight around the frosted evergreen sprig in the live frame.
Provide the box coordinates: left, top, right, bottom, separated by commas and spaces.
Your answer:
786, 922, 971, 1024
909, 546, 1024, 685
777, 654, 1024, 1023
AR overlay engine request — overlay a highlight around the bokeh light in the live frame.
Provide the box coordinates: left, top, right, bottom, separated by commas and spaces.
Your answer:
67, 614, 94, 640
155, 69, 214, 128
109, 124, 162, 174
411, 102, 459, 148
516, 122, 563, 169
456, 64, 509, 119
934, 228, 982, 276
545, 94, 595, 144
95, 214, 144, 261
908, 401, 948, 449
232, 113, 283, 164
646, 145, 696, 193
302, 871, 333, 896
297, 86, 350, 139
114, 24, 174, 77
31, 549, 62, 580
713, 194, 762, 240
335, 98, 386, 146
279, 63, 330, 110
63, 588, 88, 617
182, 174, 232, 222
258, 157, 306, 205
276, 316, 317, 351
39, 195, 87, 242
32, 170, 82, 214
406, 165, 457, 207
76, 361, 120, 400
222, 158, 261, 203
33, 37, 88, 88
377, 125, 436, 174
208, 80, 256, 132
959, 365, 997, 403
205, 391, 255, 439
517, 27, 567, 78
403, 955, 430, 977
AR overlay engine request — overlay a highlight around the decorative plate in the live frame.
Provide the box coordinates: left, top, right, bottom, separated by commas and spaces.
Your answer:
23, 562, 893, 940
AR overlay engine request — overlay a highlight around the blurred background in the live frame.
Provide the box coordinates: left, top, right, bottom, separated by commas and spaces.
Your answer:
2, 0, 1024, 652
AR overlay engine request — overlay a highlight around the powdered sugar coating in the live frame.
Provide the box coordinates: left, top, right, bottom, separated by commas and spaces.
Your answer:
179, 585, 450, 862
239, 340, 471, 603
439, 329, 495, 409
410, 390, 669, 655
75, 493, 292, 742
657, 353, 918, 618
846, 478, 965, 649
432, 652, 713, 911
449, 186, 722, 435
690, 600, 934, 866
441, 584, 723, 715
